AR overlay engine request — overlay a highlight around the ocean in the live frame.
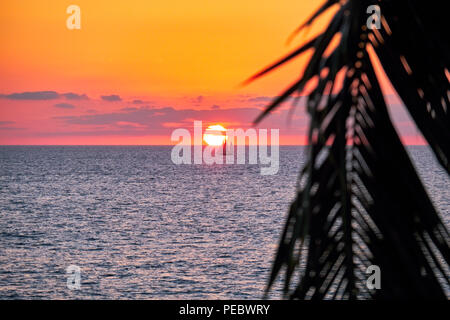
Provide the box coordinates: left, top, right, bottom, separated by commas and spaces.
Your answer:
0, 146, 448, 299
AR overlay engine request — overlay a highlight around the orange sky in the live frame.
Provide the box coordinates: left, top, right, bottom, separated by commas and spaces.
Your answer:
0, 1, 423, 145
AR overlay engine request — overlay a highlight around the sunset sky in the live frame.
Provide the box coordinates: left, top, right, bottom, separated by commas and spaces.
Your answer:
0, 0, 423, 145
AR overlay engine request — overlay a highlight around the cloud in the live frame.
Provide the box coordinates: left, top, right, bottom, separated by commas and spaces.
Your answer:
247, 96, 275, 103
0, 91, 59, 100
211, 105, 220, 110
189, 95, 204, 105
132, 99, 144, 104
54, 106, 162, 126
0, 127, 22, 131
0, 121, 22, 130
50, 105, 308, 137
120, 107, 140, 112
101, 94, 122, 102
54, 103, 76, 109
62, 92, 89, 100
0, 121, 15, 125
0, 91, 90, 101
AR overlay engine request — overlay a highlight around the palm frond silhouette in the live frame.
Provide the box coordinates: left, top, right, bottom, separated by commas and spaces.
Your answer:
247, 0, 450, 299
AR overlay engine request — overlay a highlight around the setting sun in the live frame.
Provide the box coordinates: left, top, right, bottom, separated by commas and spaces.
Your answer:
203, 124, 227, 146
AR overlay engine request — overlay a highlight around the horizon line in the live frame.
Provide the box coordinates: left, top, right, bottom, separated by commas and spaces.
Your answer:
0, 144, 429, 147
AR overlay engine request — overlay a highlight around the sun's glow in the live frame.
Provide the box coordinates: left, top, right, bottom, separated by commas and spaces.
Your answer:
203, 124, 227, 146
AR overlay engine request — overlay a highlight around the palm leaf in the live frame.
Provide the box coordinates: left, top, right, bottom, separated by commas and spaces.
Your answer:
249, 0, 450, 299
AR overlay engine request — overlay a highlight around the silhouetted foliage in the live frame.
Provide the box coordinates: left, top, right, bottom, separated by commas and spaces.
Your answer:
247, 0, 450, 299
